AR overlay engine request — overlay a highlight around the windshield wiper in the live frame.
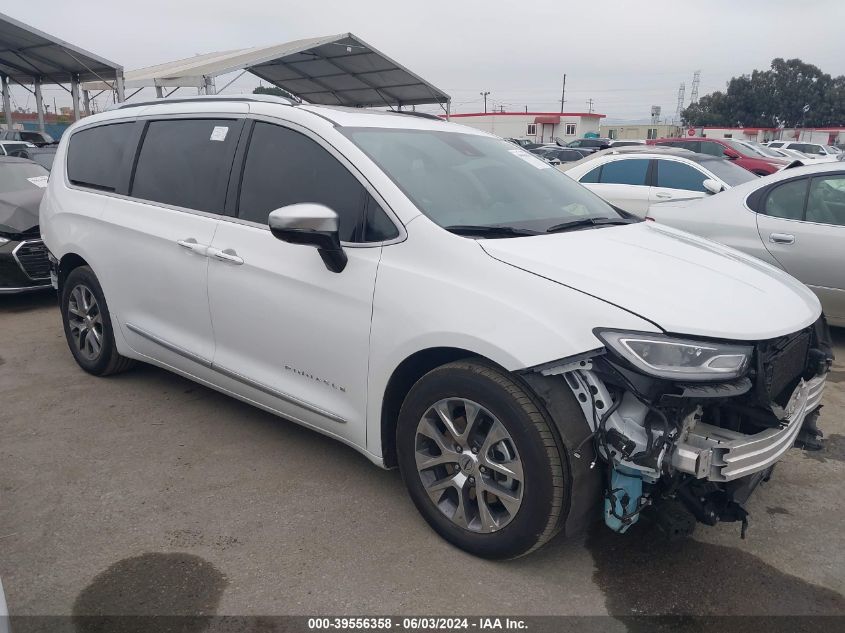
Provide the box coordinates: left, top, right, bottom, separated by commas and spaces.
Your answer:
545, 217, 637, 234
443, 224, 540, 238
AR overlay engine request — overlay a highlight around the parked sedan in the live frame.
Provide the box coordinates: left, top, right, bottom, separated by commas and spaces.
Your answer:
649, 137, 789, 175
561, 146, 757, 216
9, 146, 57, 171
647, 162, 845, 326
531, 147, 584, 164
0, 157, 51, 294
767, 141, 840, 158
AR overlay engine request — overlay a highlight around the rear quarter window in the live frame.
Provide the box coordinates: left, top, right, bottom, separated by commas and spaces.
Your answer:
67, 123, 135, 191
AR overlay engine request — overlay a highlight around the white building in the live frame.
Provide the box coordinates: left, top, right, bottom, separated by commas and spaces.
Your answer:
684, 126, 844, 145
444, 111, 605, 143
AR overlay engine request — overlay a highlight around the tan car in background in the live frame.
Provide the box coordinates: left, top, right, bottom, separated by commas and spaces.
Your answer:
648, 162, 845, 326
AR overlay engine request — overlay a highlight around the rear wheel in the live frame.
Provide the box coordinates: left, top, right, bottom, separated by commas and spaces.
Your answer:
61, 266, 135, 376
397, 360, 567, 558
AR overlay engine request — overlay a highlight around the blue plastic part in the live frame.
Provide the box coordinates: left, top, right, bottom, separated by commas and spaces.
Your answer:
604, 465, 643, 533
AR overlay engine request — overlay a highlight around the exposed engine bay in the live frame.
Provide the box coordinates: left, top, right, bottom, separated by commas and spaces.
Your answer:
533, 316, 834, 538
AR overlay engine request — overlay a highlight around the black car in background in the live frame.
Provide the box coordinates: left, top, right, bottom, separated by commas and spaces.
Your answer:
0, 157, 51, 294
532, 147, 585, 163
566, 137, 612, 151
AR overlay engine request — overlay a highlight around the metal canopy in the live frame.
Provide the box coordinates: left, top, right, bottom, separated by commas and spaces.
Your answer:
0, 11, 124, 129
88, 33, 449, 108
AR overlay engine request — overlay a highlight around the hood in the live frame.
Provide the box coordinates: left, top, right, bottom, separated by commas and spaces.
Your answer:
480, 222, 820, 341
0, 188, 43, 235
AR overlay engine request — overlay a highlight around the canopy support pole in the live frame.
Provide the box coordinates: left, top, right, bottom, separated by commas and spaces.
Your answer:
82, 89, 91, 116
1, 74, 12, 129
71, 73, 81, 120
155, 85, 163, 98
115, 72, 125, 103
35, 77, 45, 132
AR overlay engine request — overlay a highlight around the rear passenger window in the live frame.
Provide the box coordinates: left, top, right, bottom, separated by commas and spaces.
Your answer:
598, 159, 649, 186
764, 178, 808, 220
67, 123, 134, 191
580, 166, 602, 183
238, 122, 396, 242
131, 119, 238, 213
655, 160, 708, 192
698, 142, 726, 157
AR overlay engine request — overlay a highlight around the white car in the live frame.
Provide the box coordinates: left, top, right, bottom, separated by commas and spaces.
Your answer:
40, 95, 832, 558
561, 147, 757, 216
647, 162, 845, 326
0, 140, 37, 156
766, 141, 840, 158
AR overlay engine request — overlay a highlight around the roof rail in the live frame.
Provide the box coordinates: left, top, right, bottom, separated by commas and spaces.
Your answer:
392, 110, 445, 121
110, 93, 295, 111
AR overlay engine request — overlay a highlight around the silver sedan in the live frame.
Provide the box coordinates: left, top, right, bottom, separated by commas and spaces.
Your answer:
647, 162, 845, 326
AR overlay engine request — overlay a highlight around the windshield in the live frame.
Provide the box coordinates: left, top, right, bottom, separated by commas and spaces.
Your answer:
0, 162, 50, 193
724, 140, 768, 157
739, 142, 782, 158
342, 128, 621, 232
699, 158, 759, 186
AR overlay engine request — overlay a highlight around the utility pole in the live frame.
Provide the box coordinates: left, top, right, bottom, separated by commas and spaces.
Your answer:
560, 74, 566, 113
690, 70, 701, 105
676, 82, 686, 117
586, 98, 594, 114
480, 91, 490, 113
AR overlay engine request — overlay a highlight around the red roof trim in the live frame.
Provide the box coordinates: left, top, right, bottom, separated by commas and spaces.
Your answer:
446, 111, 606, 119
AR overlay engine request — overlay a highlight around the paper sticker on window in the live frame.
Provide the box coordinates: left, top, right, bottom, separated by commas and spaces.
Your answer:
508, 148, 550, 169
27, 175, 49, 188
210, 126, 229, 142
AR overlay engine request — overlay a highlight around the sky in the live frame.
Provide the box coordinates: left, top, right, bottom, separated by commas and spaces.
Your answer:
4, 0, 845, 123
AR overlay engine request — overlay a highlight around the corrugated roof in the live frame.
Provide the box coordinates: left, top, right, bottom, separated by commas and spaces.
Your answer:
0, 11, 122, 84
84, 33, 448, 107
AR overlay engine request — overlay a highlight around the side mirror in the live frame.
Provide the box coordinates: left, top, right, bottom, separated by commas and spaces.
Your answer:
702, 179, 723, 195
723, 149, 740, 160
268, 203, 348, 273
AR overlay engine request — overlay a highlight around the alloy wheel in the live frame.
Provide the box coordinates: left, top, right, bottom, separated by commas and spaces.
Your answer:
414, 398, 524, 533
67, 284, 104, 361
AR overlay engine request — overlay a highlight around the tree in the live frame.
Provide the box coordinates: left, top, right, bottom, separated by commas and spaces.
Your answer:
681, 58, 845, 127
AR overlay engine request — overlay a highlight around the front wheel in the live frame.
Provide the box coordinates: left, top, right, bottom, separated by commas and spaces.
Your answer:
60, 266, 135, 376
396, 360, 568, 559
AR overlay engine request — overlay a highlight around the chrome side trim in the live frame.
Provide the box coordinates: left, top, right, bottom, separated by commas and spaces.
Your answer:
0, 284, 52, 295
211, 363, 348, 425
124, 322, 347, 425
125, 323, 212, 368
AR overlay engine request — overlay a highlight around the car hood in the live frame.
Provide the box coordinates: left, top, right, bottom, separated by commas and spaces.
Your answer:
480, 222, 820, 341
0, 188, 43, 235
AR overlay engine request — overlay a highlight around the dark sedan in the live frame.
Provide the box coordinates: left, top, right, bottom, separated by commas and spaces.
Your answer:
0, 157, 51, 294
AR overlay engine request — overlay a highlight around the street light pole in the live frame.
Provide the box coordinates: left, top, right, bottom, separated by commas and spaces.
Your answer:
480, 91, 490, 114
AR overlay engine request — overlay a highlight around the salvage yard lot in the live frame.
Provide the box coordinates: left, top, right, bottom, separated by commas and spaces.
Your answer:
1, 291, 844, 621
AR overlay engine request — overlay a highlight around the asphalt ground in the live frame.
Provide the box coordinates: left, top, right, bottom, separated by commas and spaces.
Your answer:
1, 291, 843, 631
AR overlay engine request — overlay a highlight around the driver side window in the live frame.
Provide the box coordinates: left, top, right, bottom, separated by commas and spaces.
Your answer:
238, 122, 398, 242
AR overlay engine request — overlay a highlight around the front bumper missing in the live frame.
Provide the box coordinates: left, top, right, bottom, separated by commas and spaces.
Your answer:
671, 373, 826, 481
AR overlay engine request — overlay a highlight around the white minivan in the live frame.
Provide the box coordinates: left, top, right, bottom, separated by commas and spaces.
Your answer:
41, 95, 833, 558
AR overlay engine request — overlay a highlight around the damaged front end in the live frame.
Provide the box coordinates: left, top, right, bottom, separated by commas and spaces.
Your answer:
531, 317, 834, 538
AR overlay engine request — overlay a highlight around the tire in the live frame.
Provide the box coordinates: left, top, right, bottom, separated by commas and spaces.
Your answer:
396, 360, 567, 559
60, 266, 135, 376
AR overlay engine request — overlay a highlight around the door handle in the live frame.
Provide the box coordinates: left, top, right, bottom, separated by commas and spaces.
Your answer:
769, 233, 795, 245
655, 192, 672, 199
209, 247, 244, 265
177, 238, 210, 255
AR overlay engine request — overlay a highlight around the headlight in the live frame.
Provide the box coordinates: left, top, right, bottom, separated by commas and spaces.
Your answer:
0, 237, 9, 246
597, 330, 752, 381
